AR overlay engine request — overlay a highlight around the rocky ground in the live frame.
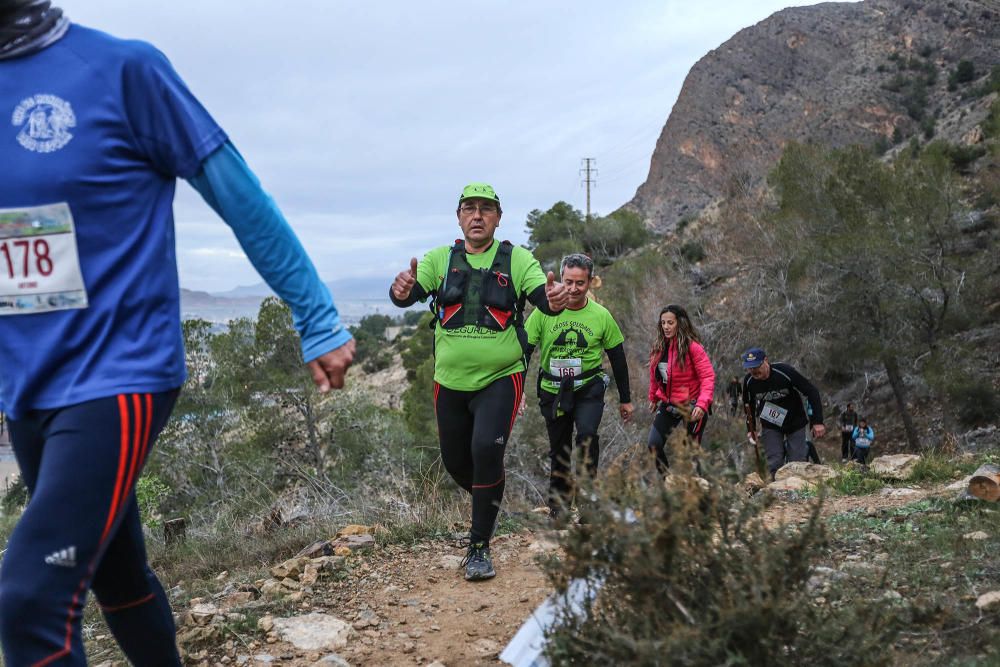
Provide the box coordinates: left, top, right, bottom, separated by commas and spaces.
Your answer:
79, 453, 999, 667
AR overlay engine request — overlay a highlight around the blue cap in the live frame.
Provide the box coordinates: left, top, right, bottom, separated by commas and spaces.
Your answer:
741, 347, 766, 368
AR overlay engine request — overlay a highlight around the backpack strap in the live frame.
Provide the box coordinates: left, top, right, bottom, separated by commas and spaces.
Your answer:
426, 239, 466, 329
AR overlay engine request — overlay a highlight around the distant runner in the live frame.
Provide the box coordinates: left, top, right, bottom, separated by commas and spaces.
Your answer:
804, 400, 822, 464
646, 305, 715, 472
726, 376, 742, 417
389, 183, 567, 581
0, 5, 354, 664
840, 403, 860, 463
851, 418, 875, 465
523, 253, 633, 520
741, 348, 826, 479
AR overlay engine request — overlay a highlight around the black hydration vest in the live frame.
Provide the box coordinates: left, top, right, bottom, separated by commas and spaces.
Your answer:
431, 239, 526, 332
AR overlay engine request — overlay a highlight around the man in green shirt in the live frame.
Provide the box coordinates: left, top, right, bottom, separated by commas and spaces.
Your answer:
390, 182, 568, 581
524, 253, 633, 520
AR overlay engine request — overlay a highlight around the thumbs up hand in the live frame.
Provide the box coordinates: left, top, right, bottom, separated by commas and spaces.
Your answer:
545, 271, 568, 312
392, 257, 419, 300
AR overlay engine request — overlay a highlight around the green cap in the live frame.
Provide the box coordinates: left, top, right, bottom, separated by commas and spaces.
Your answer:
458, 182, 500, 204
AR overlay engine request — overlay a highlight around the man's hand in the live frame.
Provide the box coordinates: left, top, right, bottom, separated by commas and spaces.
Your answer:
649, 400, 658, 413
747, 432, 758, 444
691, 406, 705, 422
307, 339, 356, 392
620, 402, 634, 423
545, 271, 568, 311
391, 257, 418, 301
811, 423, 827, 439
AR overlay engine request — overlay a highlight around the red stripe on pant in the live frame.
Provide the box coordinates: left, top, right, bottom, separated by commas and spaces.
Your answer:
32, 394, 145, 667
507, 372, 523, 435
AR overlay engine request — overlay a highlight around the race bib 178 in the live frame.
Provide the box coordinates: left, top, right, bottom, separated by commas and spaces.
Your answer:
0, 202, 88, 315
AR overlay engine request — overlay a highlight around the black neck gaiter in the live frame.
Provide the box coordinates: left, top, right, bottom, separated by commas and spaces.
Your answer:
0, 1, 69, 60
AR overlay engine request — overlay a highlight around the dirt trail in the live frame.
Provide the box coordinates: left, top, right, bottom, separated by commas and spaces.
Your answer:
235, 531, 554, 666
191, 484, 954, 666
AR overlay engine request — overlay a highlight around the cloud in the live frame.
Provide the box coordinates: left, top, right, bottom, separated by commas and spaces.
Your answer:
65, 0, 845, 290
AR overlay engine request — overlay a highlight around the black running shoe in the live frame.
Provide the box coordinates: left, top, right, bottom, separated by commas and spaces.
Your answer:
460, 541, 496, 581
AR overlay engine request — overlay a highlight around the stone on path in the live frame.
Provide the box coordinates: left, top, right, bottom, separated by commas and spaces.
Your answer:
975, 591, 1000, 611
946, 476, 972, 492
880, 487, 921, 497
963, 531, 989, 541
437, 554, 465, 569
743, 472, 766, 494
769, 476, 810, 492
272, 613, 353, 651
775, 462, 837, 484
870, 454, 922, 481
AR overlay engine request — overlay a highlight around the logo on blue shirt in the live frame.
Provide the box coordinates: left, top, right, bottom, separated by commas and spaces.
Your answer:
12, 94, 76, 153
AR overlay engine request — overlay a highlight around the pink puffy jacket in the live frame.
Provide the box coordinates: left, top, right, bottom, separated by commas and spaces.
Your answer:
647, 339, 716, 412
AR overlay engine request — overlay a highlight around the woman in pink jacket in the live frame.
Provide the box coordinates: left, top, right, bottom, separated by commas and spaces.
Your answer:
647, 305, 716, 471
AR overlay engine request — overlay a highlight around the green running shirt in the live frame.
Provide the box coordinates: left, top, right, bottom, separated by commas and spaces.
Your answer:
416, 241, 547, 391
525, 298, 625, 395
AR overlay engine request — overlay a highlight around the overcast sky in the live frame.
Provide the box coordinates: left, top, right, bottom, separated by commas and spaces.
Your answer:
67, 1, 835, 293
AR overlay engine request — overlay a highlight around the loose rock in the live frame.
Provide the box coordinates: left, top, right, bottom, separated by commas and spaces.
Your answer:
975, 591, 1000, 611
870, 454, 921, 481
273, 613, 354, 651
775, 462, 837, 484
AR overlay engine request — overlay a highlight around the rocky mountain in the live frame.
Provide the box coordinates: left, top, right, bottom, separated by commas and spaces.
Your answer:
629, 0, 1000, 233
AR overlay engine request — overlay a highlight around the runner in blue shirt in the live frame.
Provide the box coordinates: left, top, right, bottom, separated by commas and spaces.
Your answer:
0, 4, 354, 664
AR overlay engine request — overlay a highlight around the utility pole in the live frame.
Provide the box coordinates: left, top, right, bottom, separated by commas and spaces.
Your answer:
580, 158, 597, 221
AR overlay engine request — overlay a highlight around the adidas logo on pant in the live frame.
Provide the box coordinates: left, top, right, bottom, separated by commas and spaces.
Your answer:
44, 546, 77, 568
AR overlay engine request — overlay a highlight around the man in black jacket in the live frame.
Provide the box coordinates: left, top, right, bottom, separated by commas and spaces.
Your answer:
839, 403, 859, 462
741, 348, 826, 479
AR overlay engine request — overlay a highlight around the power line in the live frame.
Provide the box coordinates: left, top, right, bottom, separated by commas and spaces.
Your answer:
580, 158, 597, 221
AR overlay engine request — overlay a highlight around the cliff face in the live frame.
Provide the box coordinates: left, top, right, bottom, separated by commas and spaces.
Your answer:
630, 0, 1000, 233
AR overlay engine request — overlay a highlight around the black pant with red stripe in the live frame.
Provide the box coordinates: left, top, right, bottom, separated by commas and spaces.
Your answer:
647, 402, 708, 473
538, 378, 606, 515
0, 391, 181, 666
434, 372, 523, 546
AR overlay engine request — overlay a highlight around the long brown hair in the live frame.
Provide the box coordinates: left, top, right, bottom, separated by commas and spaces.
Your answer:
651, 304, 702, 369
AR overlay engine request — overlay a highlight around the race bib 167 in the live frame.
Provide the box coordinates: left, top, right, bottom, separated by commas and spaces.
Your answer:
760, 401, 788, 427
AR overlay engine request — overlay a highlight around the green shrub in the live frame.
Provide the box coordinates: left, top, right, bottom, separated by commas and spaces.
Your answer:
921, 116, 936, 139
675, 213, 697, 233
543, 436, 899, 666
954, 60, 976, 84
908, 452, 961, 484
983, 99, 1000, 140
938, 143, 987, 173
136, 474, 171, 529
680, 241, 706, 263
1, 476, 27, 516
948, 380, 1000, 427
826, 468, 886, 496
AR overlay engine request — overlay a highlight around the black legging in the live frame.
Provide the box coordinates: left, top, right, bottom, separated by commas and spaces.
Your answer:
841, 430, 853, 460
647, 403, 708, 472
538, 379, 606, 511
434, 372, 523, 546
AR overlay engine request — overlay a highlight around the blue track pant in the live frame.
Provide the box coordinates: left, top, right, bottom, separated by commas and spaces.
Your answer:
0, 391, 181, 666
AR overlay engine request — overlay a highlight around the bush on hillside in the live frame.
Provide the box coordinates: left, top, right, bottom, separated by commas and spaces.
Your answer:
543, 433, 899, 666
948, 380, 1000, 428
